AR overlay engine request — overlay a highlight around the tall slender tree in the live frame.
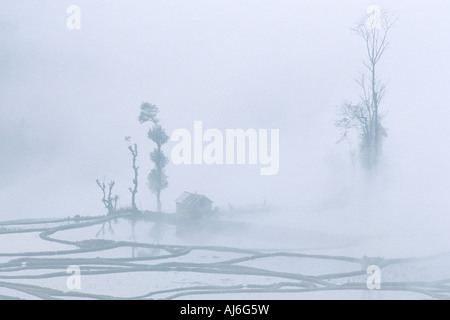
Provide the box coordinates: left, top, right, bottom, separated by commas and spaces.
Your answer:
138, 102, 169, 211
336, 9, 396, 173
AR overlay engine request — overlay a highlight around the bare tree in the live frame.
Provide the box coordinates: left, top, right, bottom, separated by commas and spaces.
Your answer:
96, 179, 119, 215
125, 136, 139, 212
336, 9, 396, 172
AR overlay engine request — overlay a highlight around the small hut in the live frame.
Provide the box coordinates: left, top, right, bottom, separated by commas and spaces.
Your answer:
175, 191, 213, 216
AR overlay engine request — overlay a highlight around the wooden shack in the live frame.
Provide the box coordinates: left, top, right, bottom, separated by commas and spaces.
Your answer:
175, 191, 213, 217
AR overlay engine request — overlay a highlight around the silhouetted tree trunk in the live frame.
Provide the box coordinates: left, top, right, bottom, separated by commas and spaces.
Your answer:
156, 192, 161, 212
128, 143, 139, 211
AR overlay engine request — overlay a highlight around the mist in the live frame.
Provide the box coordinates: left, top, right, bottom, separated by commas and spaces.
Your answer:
0, 0, 450, 300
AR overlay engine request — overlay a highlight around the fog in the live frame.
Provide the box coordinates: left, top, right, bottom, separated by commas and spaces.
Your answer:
1, 0, 450, 247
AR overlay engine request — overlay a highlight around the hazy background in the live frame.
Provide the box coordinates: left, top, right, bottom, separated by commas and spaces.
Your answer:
1, 0, 449, 238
